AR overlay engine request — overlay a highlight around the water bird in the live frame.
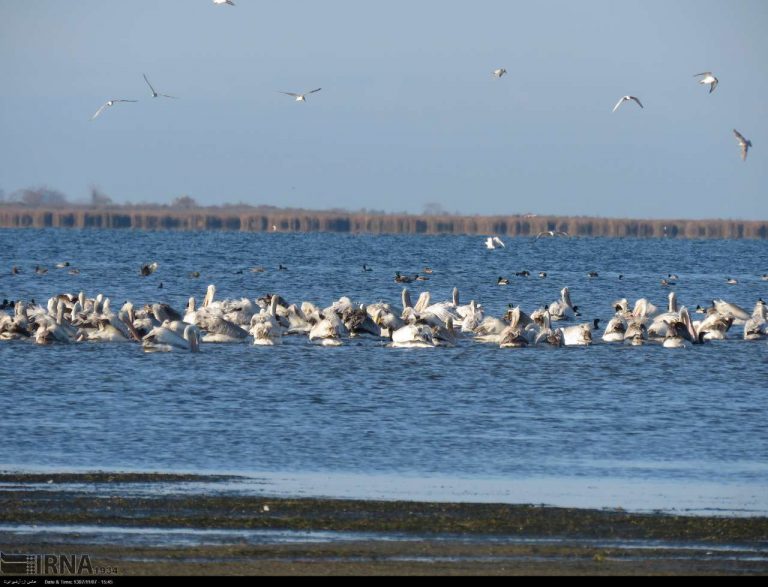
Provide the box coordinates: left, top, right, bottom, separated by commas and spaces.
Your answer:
91, 99, 138, 120
535, 230, 568, 239
485, 236, 505, 249
189, 271, 201, 278
762, 274, 768, 281
35, 265, 48, 275
11, 266, 21, 275
492, 68, 507, 79
143, 74, 178, 99
278, 264, 288, 271
362, 264, 373, 272
587, 271, 599, 278
394, 272, 415, 283
55, 262, 70, 269
280, 88, 322, 102
693, 71, 718, 94
612, 95, 643, 112
515, 270, 530, 277
423, 267, 434, 274
726, 277, 738, 285
140, 262, 159, 276
733, 130, 752, 161
538, 272, 547, 279
497, 276, 510, 286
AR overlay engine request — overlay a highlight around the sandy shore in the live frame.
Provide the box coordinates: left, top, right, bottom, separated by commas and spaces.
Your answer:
1, 472, 767, 576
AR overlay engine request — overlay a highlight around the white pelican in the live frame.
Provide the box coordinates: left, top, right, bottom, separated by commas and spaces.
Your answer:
601, 316, 626, 342
280, 88, 322, 102
548, 287, 578, 321
612, 95, 643, 112
143, 74, 178, 99
733, 130, 752, 161
559, 323, 592, 346
91, 99, 138, 120
308, 313, 345, 346
143, 324, 201, 352
390, 323, 434, 348
693, 71, 718, 94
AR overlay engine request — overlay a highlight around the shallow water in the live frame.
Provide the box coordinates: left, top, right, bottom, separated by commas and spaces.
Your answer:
1, 229, 767, 515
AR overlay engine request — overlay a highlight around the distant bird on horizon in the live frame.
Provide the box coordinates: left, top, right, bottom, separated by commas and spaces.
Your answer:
612, 95, 643, 113
492, 68, 507, 79
143, 74, 178, 99
213, 0, 235, 5
694, 71, 718, 94
733, 129, 752, 161
280, 88, 322, 102
91, 99, 138, 120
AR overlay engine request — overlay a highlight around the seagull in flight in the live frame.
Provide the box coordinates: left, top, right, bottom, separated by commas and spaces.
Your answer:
213, 0, 235, 5
280, 88, 322, 102
492, 68, 507, 79
733, 129, 752, 161
612, 95, 643, 112
694, 71, 718, 94
91, 99, 138, 120
143, 74, 178, 99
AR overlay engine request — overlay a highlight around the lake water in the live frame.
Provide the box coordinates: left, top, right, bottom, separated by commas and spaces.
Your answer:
1, 228, 767, 516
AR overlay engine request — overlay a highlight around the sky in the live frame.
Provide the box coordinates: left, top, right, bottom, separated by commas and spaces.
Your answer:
0, 0, 766, 220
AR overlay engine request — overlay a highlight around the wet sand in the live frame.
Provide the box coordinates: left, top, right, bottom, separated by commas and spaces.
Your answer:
1, 472, 767, 576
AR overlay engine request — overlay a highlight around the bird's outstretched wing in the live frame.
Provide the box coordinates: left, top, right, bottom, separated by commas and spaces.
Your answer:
280, 92, 299, 97
630, 96, 643, 108
306, 88, 322, 94
693, 72, 711, 77
733, 129, 750, 160
612, 97, 626, 112
143, 74, 157, 95
91, 102, 109, 120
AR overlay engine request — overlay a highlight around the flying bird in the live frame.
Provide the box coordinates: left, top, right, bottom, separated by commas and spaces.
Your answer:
733, 129, 752, 161
694, 71, 718, 94
143, 74, 178, 99
91, 99, 138, 120
280, 88, 322, 102
213, 0, 235, 5
612, 95, 643, 112
492, 68, 507, 79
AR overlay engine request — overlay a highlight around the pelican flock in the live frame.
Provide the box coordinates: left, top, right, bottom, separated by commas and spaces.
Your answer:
2, 280, 765, 352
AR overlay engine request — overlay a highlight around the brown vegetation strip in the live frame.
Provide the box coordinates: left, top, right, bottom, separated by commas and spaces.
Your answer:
1, 204, 766, 238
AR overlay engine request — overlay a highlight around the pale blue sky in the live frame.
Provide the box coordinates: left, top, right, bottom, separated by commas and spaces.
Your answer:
1, 0, 766, 219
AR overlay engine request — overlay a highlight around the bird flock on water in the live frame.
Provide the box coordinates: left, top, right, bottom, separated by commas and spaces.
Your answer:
2, 264, 767, 351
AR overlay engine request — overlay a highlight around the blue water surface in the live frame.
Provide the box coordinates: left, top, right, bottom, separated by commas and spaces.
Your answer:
1, 228, 767, 514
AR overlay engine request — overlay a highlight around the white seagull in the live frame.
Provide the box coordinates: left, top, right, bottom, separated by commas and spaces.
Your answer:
492, 68, 507, 79
694, 71, 718, 94
143, 74, 178, 99
280, 88, 322, 102
612, 95, 643, 113
213, 0, 235, 5
733, 129, 752, 161
91, 99, 138, 120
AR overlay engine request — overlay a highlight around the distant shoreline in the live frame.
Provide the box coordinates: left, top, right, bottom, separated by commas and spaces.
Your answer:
1, 204, 766, 239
